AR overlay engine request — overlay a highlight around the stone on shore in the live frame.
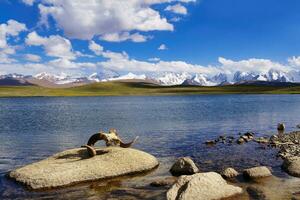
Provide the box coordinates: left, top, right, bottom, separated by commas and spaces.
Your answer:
170, 157, 199, 176
282, 157, 300, 177
243, 166, 272, 179
166, 172, 243, 200
9, 147, 159, 189
221, 167, 239, 179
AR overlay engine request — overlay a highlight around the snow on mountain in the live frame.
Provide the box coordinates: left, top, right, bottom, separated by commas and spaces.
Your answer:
267, 69, 291, 82
211, 73, 228, 84
88, 69, 119, 82
154, 72, 191, 86
2, 68, 300, 86
107, 72, 146, 81
182, 74, 214, 86
232, 70, 291, 83
0, 73, 29, 79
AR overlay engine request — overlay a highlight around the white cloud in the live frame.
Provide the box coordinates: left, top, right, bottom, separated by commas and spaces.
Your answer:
38, 0, 176, 40
24, 54, 41, 62
88, 40, 104, 56
288, 56, 300, 67
170, 17, 182, 22
25, 31, 76, 60
158, 44, 168, 50
22, 0, 35, 6
100, 32, 150, 43
218, 57, 288, 74
0, 20, 27, 64
165, 3, 188, 15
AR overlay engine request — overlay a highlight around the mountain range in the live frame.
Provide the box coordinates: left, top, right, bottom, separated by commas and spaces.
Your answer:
1, 69, 300, 87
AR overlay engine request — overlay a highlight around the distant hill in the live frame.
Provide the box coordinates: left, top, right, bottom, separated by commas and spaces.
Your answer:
0, 77, 33, 86
1, 81, 300, 97
234, 80, 300, 87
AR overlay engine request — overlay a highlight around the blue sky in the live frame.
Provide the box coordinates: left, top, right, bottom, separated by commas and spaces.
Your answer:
0, 0, 300, 76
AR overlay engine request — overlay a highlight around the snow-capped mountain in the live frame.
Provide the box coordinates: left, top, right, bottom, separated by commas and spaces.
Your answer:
182, 74, 214, 86
88, 69, 119, 82
154, 72, 191, 85
232, 70, 292, 83
0, 73, 31, 79
107, 72, 146, 81
1, 68, 300, 87
34, 72, 70, 83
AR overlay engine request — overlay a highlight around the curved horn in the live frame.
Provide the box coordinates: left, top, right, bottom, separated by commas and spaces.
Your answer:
82, 145, 96, 157
86, 132, 105, 146
119, 136, 139, 148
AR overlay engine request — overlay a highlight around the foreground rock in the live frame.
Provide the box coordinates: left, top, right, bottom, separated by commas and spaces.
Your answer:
169, 157, 199, 176
167, 172, 243, 200
277, 131, 300, 159
9, 147, 159, 189
243, 166, 272, 179
221, 167, 239, 179
282, 157, 300, 177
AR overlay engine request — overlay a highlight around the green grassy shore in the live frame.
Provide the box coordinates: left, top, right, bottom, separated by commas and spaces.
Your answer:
1, 82, 300, 97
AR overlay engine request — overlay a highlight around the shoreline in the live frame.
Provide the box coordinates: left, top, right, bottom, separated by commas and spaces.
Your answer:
1, 83, 300, 97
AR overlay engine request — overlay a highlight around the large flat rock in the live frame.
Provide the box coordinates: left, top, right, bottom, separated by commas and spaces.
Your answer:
9, 147, 159, 189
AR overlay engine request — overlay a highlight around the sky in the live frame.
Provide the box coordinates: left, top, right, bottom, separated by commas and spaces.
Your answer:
0, 0, 300, 76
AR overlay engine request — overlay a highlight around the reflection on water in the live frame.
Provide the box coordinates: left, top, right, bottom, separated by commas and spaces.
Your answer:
0, 95, 300, 199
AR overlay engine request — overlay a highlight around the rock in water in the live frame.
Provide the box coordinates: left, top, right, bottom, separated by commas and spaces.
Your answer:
277, 123, 285, 131
282, 157, 300, 177
166, 172, 243, 200
246, 186, 267, 200
9, 147, 159, 189
243, 166, 272, 179
221, 167, 239, 179
170, 157, 199, 176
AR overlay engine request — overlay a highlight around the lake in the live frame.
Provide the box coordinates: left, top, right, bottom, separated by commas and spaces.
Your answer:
1, 95, 300, 199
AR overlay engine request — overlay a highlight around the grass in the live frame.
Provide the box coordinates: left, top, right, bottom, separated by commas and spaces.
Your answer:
0, 82, 300, 97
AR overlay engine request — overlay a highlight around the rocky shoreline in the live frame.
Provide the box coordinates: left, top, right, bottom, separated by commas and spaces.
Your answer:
7, 126, 300, 200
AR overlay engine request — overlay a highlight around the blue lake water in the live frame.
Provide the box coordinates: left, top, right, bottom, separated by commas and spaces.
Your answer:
0, 95, 300, 199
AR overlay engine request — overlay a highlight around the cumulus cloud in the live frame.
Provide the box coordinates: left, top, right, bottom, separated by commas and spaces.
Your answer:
24, 54, 41, 62
25, 31, 76, 60
158, 44, 168, 50
218, 57, 289, 74
100, 32, 150, 43
0, 20, 27, 64
88, 40, 104, 56
165, 3, 188, 15
38, 0, 176, 40
288, 56, 300, 67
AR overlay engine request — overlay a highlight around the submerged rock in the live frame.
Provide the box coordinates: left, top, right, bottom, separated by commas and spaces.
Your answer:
150, 177, 176, 187
170, 157, 199, 176
205, 140, 216, 145
246, 186, 267, 200
221, 167, 239, 179
243, 166, 272, 179
255, 137, 269, 144
237, 138, 245, 144
282, 157, 300, 177
9, 147, 159, 189
166, 172, 243, 200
